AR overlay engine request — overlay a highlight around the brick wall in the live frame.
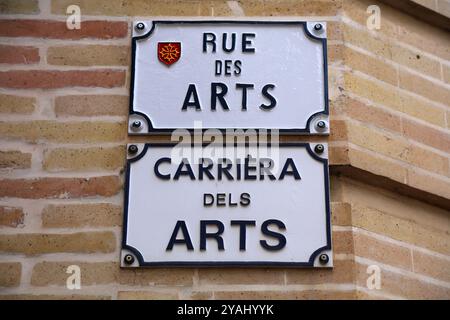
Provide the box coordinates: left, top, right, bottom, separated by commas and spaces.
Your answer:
0, 0, 449, 300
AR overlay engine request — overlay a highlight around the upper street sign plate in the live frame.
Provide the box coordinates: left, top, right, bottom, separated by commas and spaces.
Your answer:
121, 143, 332, 267
129, 20, 329, 135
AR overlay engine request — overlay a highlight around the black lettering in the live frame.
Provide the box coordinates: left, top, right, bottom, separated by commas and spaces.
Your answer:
166, 220, 194, 251
260, 219, 287, 251
216, 193, 226, 206
240, 192, 251, 206
215, 60, 222, 75
203, 193, 214, 206
203, 33, 216, 53
173, 159, 195, 180
218, 158, 233, 180
231, 220, 256, 251
244, 156, 257, 180
234, 60, 242, 75
198, 158, 214, 180
259, 158, 276, 180
211, 82, 229, 110
222, 33, 236, 53
260, 84, 277, 110
154, 157, 171, 180
279, 158, 301, 180
236, 83, 254, 111
242, 33, 256, 53
182, 84, 201, 111
200, 220, 225, 251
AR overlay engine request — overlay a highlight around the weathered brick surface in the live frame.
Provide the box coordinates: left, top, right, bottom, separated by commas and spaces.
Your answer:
0, 294, 110, 300
0, 206, 24, 227
0, 70, 126, 89
0, 176, 121, 199
0, 20, 128, 39
214, 290, 358, 300
198, 268, 284, 285
0, 150, 31, 169
286, 259, 355, 284
47, 45, 129, 66
0, 121, 126, 143
412, 250, 450, 283
31, 261, 195, 286
0, 45, 39, 64
54, 95, 128, 117
0, 262, 21, 287
0, 0, 39, 14
42, 203, 122, 228
43, 146, 125, 172
0, 94, 35, 114
0, 232, 116, 255
331, 202, 352, 226
117, 291, 178, 300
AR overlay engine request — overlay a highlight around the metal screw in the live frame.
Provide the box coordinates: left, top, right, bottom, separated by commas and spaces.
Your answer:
124, 254, 135, 265
317, 120, 326, 129
131, 120, 142, 129
319, 253, 329, 265
314, 23, 323, 31
128, 145, 138, 155
314, 144, 324, 154
135, 22, 145, 31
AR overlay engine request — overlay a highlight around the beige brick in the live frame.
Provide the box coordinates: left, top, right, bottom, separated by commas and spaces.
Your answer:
354, 232, 412, 271
347, 147, 408, 184
329, 145, 349, 165
344, 72, 446, 127
346, 121, 449, 176
43, 146, 125, 172
0, 231, 116, 255
331, 96, 402, 133
391, 45, 441, 79
42, 203, 122, 228
118, 291, 178, 300
0, 206, 24, 227
352, 204, 450, 255
214, 290, 357, 300
437, 0, 450, 18
330, 119, 348, 141
333, 230, 354, 254
0, 294, 110, 300
413, 250, 450, 283
198, 268, 284, 285
356, 262, 450, 299
51, 0, 341, 16
443, 64, 450, 84
43, 203, 119, 229
0, 0, 39, 14
0, 150, 31, 169
31, 261, 193, 287
0, 176, 121, 199
55, 95, 128, 117
328, 44, 343, 63
188, 292, 213, 300
402, 118, 450, 153
0, 262, 21, 287
343, 47, 398, 85
286, 259, 355, 284
0, 121, 126, 143
0, 94, 35, 114
331, 202, 352, 226
118, 268, 194, 286
342, 24, 393, 60
48, 45, 129, 66
399, 69, 450, 107
407, 170, 450, 200
327, 21, 342, 41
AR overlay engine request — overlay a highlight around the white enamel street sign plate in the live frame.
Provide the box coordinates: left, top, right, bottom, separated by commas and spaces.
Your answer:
121, 143, 332, 267
129, 21, 329, 134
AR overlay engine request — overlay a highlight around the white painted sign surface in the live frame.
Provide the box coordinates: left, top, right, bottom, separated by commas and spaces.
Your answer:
121, 144, 332, 267
129, 21, 329, 134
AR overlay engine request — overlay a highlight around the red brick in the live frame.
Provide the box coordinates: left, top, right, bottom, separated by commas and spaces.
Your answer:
0, 45, 39, 64
0, 70, 125, 89
0, 176, 121, 199
0, 19, 128, 39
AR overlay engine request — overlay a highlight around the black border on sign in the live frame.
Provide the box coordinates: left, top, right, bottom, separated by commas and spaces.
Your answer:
121, 143, 332, 267
129, 20, 329, 135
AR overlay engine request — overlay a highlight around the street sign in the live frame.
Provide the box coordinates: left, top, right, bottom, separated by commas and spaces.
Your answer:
121, 143, 332, 267
129, 21, 329, 135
